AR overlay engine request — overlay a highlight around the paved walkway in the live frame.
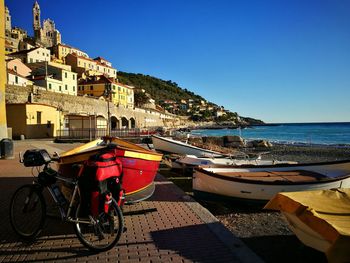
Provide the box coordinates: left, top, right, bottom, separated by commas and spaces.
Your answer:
0, 140, 262, 262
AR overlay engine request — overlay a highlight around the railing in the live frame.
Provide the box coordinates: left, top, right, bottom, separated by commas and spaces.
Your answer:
55, 128, 159, 140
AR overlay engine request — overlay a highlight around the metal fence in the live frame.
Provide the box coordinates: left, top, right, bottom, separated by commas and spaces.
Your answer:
55, 128, 158, 140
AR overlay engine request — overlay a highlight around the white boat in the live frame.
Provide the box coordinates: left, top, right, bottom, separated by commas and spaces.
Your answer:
177, 154, 297, 167
193, 160, 350, 202
265, 188, 350, 262
152, 135, 224, 157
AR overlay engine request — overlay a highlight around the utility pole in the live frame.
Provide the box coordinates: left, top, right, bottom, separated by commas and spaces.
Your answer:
104, 83, 112, 136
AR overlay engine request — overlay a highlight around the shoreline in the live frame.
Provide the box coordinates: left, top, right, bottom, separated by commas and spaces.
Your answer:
160, 143, 349, 262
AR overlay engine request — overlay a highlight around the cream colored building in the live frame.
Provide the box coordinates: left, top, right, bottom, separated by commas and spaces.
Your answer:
7, 70, 33, 87
30, 61, 77, 95
6, 103, 60, 138
52, 43, 89, 62
9, 47, 50, 64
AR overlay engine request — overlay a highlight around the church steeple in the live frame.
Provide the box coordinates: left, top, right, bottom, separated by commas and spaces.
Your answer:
33, 1, 41, 31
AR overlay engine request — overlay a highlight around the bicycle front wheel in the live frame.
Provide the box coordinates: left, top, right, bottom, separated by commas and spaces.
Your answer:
74, 198, 124, 252
9, 184, 46, 240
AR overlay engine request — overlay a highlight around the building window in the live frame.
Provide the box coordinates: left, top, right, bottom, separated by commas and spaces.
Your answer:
73, 74, 75, 80
49, 83, 52, 89
15, 76, 18, 84
37, 111, 42, 124
14, 65, 17, 71
59, 86, 61, 91
65, 84, 68, 90
65, 72, 67, 78
73, 86, 75, 91
90, 86, 93, 91
30, 58, 33, 63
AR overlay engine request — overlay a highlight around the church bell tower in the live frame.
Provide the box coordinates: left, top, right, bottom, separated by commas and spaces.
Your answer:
33, 1, 41, 39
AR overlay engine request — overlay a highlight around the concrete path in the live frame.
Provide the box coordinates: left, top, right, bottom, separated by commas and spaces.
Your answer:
0, 140, 262, 262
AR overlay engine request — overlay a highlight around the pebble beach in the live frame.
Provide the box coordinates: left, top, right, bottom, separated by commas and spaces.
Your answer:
161, 144, 350, 263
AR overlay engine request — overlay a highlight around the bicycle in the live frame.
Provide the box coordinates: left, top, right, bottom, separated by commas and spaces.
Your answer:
9, 148, 124, 252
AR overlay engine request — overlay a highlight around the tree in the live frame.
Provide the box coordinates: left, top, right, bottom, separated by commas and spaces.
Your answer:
134, 91, 149, 107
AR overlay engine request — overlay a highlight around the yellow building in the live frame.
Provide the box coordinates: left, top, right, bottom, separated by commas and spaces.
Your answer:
1, 0, 8, 139
51, 43, 89, 62
78, 76, 133, 108
6, 103, 60, 139
66, 53, 117, 79
116, 83, 134, 108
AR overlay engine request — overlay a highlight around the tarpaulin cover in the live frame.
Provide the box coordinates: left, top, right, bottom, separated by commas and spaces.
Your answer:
265, 188, 350, 263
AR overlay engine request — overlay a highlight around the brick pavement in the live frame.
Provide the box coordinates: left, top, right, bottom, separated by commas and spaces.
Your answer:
0, 140, 262, 263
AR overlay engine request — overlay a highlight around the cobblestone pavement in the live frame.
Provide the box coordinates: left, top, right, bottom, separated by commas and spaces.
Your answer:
0, 140, 261, 262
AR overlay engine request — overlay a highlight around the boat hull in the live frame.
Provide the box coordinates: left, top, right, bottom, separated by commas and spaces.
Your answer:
152, 135, 223, 157
177, 155, 297, 167
193, 160, 350, 202
265, 188, 350, 262
57, 138, 162, 203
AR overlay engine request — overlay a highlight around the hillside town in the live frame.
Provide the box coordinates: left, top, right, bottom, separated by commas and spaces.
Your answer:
3, 1, 248, 140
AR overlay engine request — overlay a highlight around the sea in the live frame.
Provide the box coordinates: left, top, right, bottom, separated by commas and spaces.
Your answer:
190, 122, 350, 146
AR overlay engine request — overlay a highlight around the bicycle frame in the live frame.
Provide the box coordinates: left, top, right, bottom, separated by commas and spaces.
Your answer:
41, 166, 91, 224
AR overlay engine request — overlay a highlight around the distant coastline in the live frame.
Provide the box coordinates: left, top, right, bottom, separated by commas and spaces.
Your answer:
251, 121, 350, 127
189, 122, 350, 146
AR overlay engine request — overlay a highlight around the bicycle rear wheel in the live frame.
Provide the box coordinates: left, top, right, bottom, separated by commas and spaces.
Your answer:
74, 198, 124, 252
9, 184, 46, 240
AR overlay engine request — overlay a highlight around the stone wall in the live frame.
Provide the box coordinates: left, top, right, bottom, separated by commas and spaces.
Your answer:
5, 85, 181, 128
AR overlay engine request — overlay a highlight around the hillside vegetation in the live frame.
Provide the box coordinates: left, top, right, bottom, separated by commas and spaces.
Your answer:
117, 72, 209, 104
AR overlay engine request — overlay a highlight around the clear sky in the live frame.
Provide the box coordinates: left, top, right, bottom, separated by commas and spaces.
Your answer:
6, 0, 350, 123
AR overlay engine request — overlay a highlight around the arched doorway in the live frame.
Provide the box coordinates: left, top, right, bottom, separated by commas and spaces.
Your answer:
121, 117, 129, 129
111, 116, 119, 130
96, 115, 107, 136
130, 117, 136, 128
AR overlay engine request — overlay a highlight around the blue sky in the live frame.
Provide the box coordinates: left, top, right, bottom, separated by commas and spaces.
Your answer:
6, 0, 350, 123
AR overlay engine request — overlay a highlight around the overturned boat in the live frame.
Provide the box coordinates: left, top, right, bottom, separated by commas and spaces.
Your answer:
152, 134, 224, 157
265, 188, 350, 263
57, 137, 163, 203
193, 160, 350, 202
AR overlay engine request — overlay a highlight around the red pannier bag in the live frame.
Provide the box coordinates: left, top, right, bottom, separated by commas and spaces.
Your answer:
79, 149, 123, 217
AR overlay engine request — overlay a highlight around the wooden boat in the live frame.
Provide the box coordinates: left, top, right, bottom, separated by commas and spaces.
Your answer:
265, 188, 350, 263
152, 134, 223, 157
176, 154, 297, 167
57, 137, 163, 203
193, 160, 350, 202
